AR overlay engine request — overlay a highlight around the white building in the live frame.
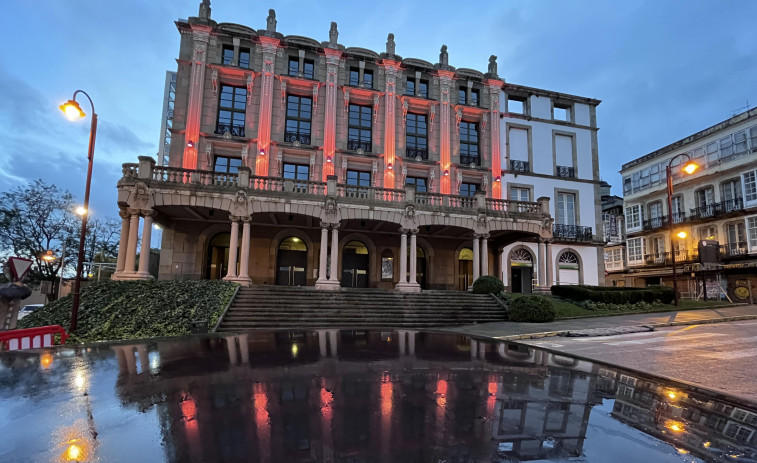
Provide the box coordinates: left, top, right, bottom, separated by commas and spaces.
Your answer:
498, 84, 604, 292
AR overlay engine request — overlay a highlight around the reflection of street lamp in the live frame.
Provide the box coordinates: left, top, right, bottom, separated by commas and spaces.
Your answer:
60, 91, 98, 332
666, 154, 698, 306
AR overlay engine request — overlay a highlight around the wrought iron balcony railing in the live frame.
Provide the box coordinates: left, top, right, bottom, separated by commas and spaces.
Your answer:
644, 252, 670, 266
406, 147, 428, 160
510, 160, 530, 173
215, 123, 245, 138
643, 216, 667, 231
720, 241, 748, 257
284, 131, 311, 145
460, 154, 480, 167
553, 224, 593, 241
690, 198, 744, 220
556, 166, 575, 178
347, 140, 372, 152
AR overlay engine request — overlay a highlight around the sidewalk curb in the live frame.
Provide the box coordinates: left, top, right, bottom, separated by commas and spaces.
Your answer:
494, 314, 757, 341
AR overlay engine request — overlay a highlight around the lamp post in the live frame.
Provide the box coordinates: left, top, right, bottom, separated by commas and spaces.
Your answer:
60, 91, 98, 332
666, 154, 698, 306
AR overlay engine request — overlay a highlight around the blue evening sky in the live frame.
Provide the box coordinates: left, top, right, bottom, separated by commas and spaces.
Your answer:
1, 0, 756, 223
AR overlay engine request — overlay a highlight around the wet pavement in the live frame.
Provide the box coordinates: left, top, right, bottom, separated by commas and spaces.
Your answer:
1, 330, 756, 462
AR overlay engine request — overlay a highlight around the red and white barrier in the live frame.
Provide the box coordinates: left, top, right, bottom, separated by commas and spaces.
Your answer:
0, 325, 69, 351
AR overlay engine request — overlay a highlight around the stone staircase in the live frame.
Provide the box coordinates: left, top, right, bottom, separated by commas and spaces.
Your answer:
215, 286, 508, 331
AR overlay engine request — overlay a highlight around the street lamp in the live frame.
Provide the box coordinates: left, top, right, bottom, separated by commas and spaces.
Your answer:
666, 154, 698, 306
60, 90, 98, 332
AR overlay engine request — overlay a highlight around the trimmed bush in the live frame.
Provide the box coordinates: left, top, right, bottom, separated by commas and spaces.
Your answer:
16, 280, 238, 342
550, 284, 674, 305
472, 276, 505, 294
508, 295, 556, 322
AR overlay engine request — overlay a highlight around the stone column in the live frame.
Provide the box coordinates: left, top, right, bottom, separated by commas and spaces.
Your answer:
472, 235, 480, 285
546, 241, 554, 287
224, 218, 239, 280
329, 225, 339, 283
409, 231, 418, 285
316, 223, 340, 290
123, 210, 141, 275
396, 229, 408, 288
114, 209, 130, 275
538, 240, 546, 288
238, 218, 251, 284
136, 211, 154, 278
481, 235, 489, 276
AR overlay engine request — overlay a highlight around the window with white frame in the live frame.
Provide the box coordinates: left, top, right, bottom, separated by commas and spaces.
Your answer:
555, 134, 574, 176
733, 130, 748, 156
627, 238, 644, 265
556, 193, 576, 226
509, 127, 529, 172
696, 186, 715, 208
706, 141, 719, 165
749, 217, 757, 251
744, 170, 757, 204
605, 248, 624, 271
726, 222, 746, 249
722, 178, 743, 201
626, 204, 643, 231
510, 187, 529, 202
724, 422, 754, 443
650, 236, 665, 259
720, 135, 734, 160
750, 125, 757, 153
698, 225, 718, 241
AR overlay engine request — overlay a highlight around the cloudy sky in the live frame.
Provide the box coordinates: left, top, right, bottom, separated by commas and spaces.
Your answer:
1, 0, 755, 222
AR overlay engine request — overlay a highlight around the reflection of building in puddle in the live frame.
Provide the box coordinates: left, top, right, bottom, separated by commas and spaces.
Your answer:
610, 369, 757, 461
111, 330, 605, 462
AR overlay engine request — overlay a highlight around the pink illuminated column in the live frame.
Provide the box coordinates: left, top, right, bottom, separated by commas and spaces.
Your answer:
182, 26, 211, 170
255, 37, 280, 177
322, 49, 342, 181
437, 70, 455, 194
381, 61, 402, 189
485, 80, 504, 198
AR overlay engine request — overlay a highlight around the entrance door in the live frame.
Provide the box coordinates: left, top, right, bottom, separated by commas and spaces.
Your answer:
417, 251, 427, 289
458, 248, 473, 290
511, 267, 533, 294
276, 237, 308, 286
342, 241, 369, 288
207, 233, 231, 280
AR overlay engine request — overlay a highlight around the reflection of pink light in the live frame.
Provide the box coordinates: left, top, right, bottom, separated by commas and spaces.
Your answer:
380, 381, 392, 417
436, 379, 447, 407
320, 386, 333, 421
180, 393, 199, 435
254, 384, 271, 463
487, 381, 497, 415
488, 381, 497, 395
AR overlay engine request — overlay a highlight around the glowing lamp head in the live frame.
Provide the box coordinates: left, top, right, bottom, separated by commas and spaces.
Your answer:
676, 231, 687, 239
387, 162, 393, 170
153, 223, 162, 230
326, 156, 332, 163
495, 176, 501, 182
683, 162, 698, 175
259, 149, 265, 156
186, 140, 194, 148
66, 444, 83, 461
59, 100, 85, 121
444, 169, 449, 176
42, 250, 56, 262
75, 206, 87, 216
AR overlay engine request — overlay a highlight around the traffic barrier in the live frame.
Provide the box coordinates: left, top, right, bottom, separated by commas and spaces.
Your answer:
0, 325, 69, 351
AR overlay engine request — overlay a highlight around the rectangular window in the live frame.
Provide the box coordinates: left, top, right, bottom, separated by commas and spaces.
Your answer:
706, 142, 719, 165
650, 163, 660, 185
406, 79, 415, 97
303, 59, 314, 79
216, 85, 247, 137
510, 187, 529, 202
471, 89, 479, 107
648, 201, 662, 219
288, 58, 299, 77
419, 79, 429, 98
626, 204, 643, 231
459, 122, 479, 166
697, 187, 715, 208
509, 127, 529, 162
750, 126, 757, 152
748, 217, 757, 250
556, 193, 576, 226
214, 156, 242, 174
349, 68, 360, 86
726, 222, 746, 246
508, 97, 525, 114
283, 163, 309, 180
239, 47, 251, 69
458, 87, 467, 105
627, 237, 644, 264
744, 171, 757, 203
671, 195, 683, 215
285, 95, 312, 144
699, 226, 718, 241
348, 104, 372, 152
346, 170, 371, 186
363, 70, 373, 89
222, 45, 234, 65
406, 177, 427, 193
460, 183, 479, 197
733, 130, 748, 156
721, 179, 742, 202
406, 113, 428, 159
623, 176, 632, 194
555, 134, 573, 177
720, 135, 734, 160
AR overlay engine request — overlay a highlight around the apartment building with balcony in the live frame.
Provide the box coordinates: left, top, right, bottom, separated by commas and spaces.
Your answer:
112, 1, 603, 292
610, 108, 757, 299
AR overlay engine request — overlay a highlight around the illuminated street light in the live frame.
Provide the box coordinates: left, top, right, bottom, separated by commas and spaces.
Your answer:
666, 154, 699, 306
676, 231, 688, 240
60, 90, 98, 332
42, 250, 56, 262
75, 206, 87, 216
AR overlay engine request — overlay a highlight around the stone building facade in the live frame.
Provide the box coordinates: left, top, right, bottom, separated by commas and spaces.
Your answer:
112, 2, 604, 291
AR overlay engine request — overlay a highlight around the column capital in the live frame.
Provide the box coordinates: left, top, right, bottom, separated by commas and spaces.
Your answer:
127, 208, 142, 217
141, 209, 155, 218
229, 215, 240, 223
119, 208, 130, 220
399, 227, 410, 234
473, 232, 488, 240
240, 215, 252, 223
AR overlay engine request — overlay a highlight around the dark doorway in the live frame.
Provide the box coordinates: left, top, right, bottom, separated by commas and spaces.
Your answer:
207, 233, 231, 280
416, 246, 427, 289
342, 241, 369, 287
511, 267, 533, 294
276, 237, 308, 286
458, 248, 473, 290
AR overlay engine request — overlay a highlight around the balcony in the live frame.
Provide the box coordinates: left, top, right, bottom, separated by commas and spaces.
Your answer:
553, 224, 593, 242
510, 160, 530, 173
347, 140, 372, 152
690, 198, 744, 220
643, 216, 667, 231
215, 123, 245, 138
460, 154, 480, 167
720, 241, 748, 258
406, 147, 428, 160
556, 166, 575, 178
643, 252, 670, 266
284, 131, 311, 145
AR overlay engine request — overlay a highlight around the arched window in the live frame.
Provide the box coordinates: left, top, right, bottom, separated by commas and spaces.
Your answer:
279, 236, 307, 251
510, 248, 533, 266
558, 251, 579, 268
459, 248, 473, 260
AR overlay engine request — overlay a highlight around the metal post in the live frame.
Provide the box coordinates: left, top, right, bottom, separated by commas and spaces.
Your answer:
666, 164, 678, 306
57, 241, 66, 300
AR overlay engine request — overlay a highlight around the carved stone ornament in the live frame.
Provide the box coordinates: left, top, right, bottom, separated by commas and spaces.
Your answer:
488, 55, 498, 77
205, 144, 213, 170
455, 108, 463, 131
439, 45, 448, 66
131, 182, 152, 210
232, 190, 249, 217
402, 100, 408, 123
323, 197, 339, 223
280, 79, 287, 111
373, 95, 380, 122
429, 104, 436, 131
292, 139, 301, 147
415, 155, 422, 162
266, 9, 277, 33
223, 130, 232, 140
404, 204, 416, 220
241, 145, 248, 163
329, 22, 338, 46
211, 68, 218, 96
246, 75, 254, 104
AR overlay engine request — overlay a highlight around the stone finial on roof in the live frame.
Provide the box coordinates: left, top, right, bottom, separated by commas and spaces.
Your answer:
329, 22, 339, 46
440, 45, 448, 66
198, 0, 211, 20
386, 33, 396, 56
266, 9, 277, 33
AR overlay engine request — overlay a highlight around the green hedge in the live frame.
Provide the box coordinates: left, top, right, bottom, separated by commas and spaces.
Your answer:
16, 280, 238, 342
550, 284, 674, 304
508, 295, 556, 323
472, 276, 506, 294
